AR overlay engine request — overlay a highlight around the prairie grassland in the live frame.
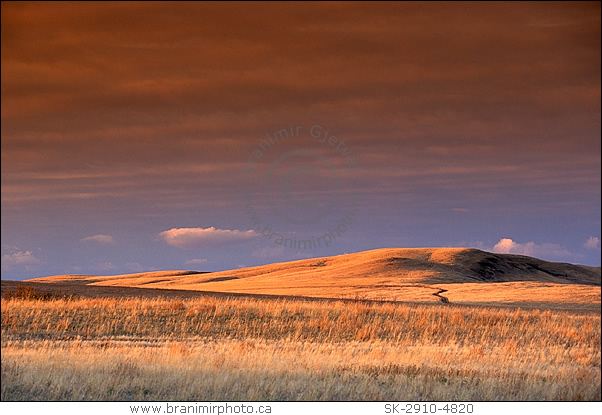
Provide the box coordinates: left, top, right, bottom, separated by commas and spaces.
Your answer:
1, 295, 600, 401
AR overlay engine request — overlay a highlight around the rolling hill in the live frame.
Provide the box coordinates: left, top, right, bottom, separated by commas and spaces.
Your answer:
26, 248, 601, 310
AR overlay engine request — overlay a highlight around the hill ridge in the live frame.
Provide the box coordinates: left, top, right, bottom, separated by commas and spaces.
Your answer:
21, 248, 601, 309
27, 247, 600, 288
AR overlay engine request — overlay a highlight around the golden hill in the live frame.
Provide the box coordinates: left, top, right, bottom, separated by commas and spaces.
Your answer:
28, 248, 601, 309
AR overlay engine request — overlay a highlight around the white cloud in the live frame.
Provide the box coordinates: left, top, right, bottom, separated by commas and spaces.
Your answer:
185, 258, 208, 265
493, 238, 517, 254
492, 237, 579, 262
80, 234, 114, 244
159, 227, 257, 249
584, 236, 600, 250
1, 250, 41, 270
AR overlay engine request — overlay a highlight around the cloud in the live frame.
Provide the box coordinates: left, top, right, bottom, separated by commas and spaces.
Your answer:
493, 238, 517, 254
185, 258, 208, 265
584, 236, 600, 250
80, 234, 114, 244
159, 227, 258, 249
1, 250, 41, 270
492, 237, 580, 262
0, 2, 599, 275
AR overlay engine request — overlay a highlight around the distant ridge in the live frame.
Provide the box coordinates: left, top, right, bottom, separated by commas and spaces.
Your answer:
30, 247, 601, 287
26, 248, 600, 308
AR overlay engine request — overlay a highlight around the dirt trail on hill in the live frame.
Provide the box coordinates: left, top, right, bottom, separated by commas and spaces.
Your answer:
433, 288, 449, 303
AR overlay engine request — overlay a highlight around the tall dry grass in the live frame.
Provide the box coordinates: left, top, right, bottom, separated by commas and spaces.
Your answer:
1, 295, 600, 401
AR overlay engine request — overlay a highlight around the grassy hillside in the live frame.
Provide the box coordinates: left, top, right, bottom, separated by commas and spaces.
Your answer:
27, 248, 601, 309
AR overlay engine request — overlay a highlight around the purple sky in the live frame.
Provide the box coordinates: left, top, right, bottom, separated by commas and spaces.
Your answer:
2, 2, 600, 280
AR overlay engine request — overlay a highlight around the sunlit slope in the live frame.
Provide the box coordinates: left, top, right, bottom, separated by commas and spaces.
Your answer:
29, 248, 601, 306
29, 270, 207, 286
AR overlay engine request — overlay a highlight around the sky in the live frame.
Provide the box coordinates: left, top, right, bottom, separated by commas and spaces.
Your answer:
1, 1, 600, 280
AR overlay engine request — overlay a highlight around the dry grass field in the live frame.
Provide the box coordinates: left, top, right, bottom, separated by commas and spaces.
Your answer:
2, 248, 600, 401
1, 291, 600, 401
